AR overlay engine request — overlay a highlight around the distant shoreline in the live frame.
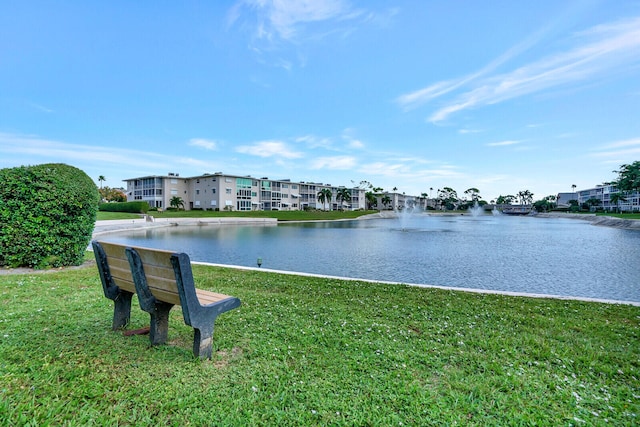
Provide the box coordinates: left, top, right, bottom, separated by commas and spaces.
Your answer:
92, 211, 640, 237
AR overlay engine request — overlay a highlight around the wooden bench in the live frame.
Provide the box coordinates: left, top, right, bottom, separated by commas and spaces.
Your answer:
92, 240, 241, 359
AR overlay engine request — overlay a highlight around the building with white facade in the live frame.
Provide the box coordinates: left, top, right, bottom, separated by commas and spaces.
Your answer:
124, 172, 368, 211
574, 184, 639, 212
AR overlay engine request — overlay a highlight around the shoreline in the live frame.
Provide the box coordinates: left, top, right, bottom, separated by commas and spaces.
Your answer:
4, 214, 638, 306
90, 213, 639, 306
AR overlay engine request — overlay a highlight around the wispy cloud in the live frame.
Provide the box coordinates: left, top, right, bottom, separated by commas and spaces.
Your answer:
228, 0, 364, 43
458, 128, 483, 134
189, 138, 219, 150
591, 137, 640, 159
236, 140, 303, 158
295, 134, 334, 149
28, 102, 54, 114
310, 155, 356, 169
341, 128, 365, 149
397, 16, 640, 123
0, 132, 212, 172
396, 18, 553, 112
487, 140, 522, 147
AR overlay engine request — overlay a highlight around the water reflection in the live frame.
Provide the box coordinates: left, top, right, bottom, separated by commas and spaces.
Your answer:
102, 214, 640, 302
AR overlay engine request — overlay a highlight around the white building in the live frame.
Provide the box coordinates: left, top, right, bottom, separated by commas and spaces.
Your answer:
124, 172, 367, 211
574, 184, 639, 212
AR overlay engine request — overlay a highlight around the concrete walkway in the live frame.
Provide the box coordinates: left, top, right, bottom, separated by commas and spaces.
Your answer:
92, 216, 277, 237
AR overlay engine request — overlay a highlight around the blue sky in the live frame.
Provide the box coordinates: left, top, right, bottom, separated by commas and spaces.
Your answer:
1, 1, 639, 202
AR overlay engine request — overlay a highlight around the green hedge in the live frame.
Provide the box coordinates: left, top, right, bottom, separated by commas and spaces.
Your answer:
98, 201, 149, 213
0, 163, 100, 268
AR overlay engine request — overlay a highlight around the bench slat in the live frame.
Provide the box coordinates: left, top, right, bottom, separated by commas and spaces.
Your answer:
97, 241, 234, 307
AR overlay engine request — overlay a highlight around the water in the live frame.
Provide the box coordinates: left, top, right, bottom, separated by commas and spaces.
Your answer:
101, 214, 640, 303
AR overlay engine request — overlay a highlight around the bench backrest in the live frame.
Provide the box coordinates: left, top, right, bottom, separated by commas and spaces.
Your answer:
94, 241, 184, 306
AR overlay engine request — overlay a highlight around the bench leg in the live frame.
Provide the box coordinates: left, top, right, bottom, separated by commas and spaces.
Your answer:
112, 291, 133, 330
193, 326, 214, 359
149, 302, 174, 346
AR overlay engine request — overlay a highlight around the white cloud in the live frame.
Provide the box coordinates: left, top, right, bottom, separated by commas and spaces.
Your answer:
0, 132, 213, 175
310, 155, 356, 169
347, 139, 364, 149
398, 16, 640, 123
487, 140, 522, 147
591, 137, 640, 158
229, 0, 363, 42
189, 138, 219, 150
235, 140, 303, 158
295, 134, 334, 149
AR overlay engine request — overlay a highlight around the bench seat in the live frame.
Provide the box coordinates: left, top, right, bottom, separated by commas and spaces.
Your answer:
92, 240, 241, 359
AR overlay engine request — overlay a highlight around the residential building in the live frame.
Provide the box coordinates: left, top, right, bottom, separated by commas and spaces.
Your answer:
575, 184, 639, 212
124, 172, 368, 211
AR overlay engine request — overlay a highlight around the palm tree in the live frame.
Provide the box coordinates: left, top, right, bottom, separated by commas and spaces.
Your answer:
317, 188, 332, 211
335, 188, 351, 210
610, 193, 626, 213
98, 175, 106, 189
170, 196, 185, 210
381, 195, 392, 209
365, 191, 377, 209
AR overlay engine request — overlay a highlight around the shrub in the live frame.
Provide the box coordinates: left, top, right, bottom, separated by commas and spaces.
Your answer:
98, 201, 149, 213
0, 163, 100, 268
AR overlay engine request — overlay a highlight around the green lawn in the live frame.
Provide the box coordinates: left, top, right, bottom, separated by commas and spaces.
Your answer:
1, 262, 638, 425
596, 212, 640, 220
97, 210, 378, 222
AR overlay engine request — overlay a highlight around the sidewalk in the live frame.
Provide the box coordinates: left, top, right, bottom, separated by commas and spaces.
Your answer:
92, 216, 278, 237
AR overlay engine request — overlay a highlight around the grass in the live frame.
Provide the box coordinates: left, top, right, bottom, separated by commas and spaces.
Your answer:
96, 210, 378, 222
1, 261, 638, 425
595, 212, 640, 220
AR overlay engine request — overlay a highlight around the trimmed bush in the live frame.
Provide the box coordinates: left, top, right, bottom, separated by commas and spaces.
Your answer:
98, 201, 149, 214
0, 163, 100, 268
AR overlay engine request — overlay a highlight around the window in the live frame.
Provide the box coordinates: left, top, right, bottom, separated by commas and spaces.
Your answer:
237, 200, 251, 211
195, 201, 200, 206
196, 189, 200, 195
171, 179, 178, 184
226, 188, 232, 194
171, 189, 178, 195
211, 200, 217, 206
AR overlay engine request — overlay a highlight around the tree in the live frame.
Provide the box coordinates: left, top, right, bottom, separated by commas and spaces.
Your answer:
609, 193, 627, 213
365, 191, 377, 209
335, 188, 351, 210
98, 175, 106, 189
517, 190, 533, 205
438, 187, 458, 210
381, 195, 392, 209
613, 161, 640, 211
464, 188, 481, 202
99, 186, 126, 202
533, 199, 552, 213
496, 195, 516, 205
170, 196, 185, 210
317, 188, 332, 211
583, 197, 602, 211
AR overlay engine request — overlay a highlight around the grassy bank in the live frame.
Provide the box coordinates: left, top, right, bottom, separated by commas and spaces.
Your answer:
1, 263, 638, 425
97, 210, 378, 222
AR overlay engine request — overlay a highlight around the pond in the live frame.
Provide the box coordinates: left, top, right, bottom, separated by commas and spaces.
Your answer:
101, 214, 640, 303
